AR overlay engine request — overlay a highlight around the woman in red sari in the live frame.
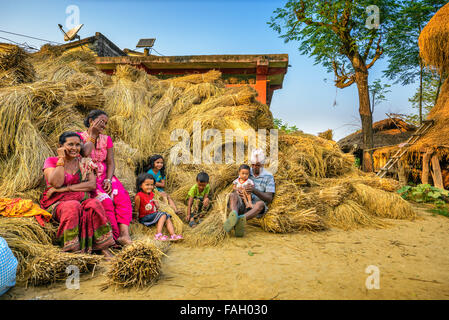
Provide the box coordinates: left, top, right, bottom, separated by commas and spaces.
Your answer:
40, 132, 115, 258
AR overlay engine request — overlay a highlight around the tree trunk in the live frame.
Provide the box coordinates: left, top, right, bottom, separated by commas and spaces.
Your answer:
353, 56, 374, 172
430, 154, 444, 189
419, 61, 424, 125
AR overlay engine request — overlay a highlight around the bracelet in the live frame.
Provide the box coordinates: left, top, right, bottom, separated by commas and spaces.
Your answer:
104, 179, 111, 184
56, 158, 65, 166
88, 136, 96, 144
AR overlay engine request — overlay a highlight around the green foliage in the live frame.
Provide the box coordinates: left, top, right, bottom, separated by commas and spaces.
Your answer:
398, 184, 449, 218
384, 0, 446, 86
369, 78, 391, 113
268, 0, 399, 77
406, 73, 445, 126
273, 118, 299, 134
398, 184, 449, 203
354, 157, 361, 168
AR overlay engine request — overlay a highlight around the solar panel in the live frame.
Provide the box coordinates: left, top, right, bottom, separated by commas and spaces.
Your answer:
136, 38, 156, 48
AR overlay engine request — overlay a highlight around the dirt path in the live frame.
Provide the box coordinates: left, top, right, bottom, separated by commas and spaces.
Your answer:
2, 205, 449, 300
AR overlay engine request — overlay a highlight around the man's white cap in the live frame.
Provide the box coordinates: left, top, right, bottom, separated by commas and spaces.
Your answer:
250, 148, 266, 164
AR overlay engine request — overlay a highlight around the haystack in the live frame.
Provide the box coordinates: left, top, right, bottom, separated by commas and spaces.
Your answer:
105, 239, 168, 288
418, 2, 449, 75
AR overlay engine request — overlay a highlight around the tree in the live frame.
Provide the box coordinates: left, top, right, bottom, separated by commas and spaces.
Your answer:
384, 0, 447, 125
406, 72, 447, 126
268, 0, 399, 172
369, 78, 391, 114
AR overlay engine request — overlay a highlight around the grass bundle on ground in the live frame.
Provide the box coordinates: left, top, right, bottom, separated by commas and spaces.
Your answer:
0, 217, 100, 286
327, 200, 388, 230
105, 239, 166, 288
351, 183, 416, 220
29, 250, 101, 286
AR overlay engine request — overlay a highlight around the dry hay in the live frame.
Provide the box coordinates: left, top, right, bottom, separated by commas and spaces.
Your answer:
113, 140, 142, 194
0, 217, 100, 286
249, 181, 327, 233
29, 250, 101, 286
419, 2, 449, 75
0, 44, 35, 87
105, 239, 167, 288
183, 192, 229, 246
351, 183, 416, 220
318, 129, 333, 141
327, 200, 388, 230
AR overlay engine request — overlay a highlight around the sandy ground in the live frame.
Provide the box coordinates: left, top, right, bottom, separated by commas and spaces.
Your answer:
2, 204, 449, 300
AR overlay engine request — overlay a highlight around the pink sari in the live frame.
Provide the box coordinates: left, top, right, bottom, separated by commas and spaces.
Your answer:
78, 132, 132, 240
40, 157, 114, 252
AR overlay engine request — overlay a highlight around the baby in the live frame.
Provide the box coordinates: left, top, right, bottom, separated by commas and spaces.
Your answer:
232, 164, 254, 209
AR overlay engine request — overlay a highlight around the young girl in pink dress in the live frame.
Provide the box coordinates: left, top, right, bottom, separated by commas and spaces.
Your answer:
78, 110, 133, 246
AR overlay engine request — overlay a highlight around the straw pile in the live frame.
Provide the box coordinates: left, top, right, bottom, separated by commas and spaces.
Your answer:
105, 239, 168, 288
419, 2, 449, 75
0, 44, 418, 281
0, 44, 35, 87
0, 217, 100, 286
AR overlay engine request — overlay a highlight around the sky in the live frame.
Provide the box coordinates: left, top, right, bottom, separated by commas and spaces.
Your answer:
0, 0, 419, 141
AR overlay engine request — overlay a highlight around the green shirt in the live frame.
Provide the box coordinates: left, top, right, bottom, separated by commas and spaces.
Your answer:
187, 184, 210, 200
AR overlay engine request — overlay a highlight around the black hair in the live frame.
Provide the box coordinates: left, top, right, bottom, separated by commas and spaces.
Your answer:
136, 173, 155, 193
84, 110, 108, 128
146, 154, 166, 178
238, 164, 251, 172
196, 171, 209, 183
59, 131, 81, 145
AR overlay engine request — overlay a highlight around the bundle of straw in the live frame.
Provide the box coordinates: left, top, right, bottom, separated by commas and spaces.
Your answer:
105, 239, 166, 288
0, 44, 35, 87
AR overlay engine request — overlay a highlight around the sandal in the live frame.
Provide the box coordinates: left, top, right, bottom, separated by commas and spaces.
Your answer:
189, 221, 197, 228
154, 233, 169, 241
170, 234, 183, 241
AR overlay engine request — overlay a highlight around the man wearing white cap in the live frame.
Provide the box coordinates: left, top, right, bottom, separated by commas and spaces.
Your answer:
224, 148, 275, 237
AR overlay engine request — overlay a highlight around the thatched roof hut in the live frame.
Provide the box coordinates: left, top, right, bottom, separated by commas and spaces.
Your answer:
337, 118, 417, 156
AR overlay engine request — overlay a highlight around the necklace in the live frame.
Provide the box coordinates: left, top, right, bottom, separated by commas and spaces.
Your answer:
64, 158, 79, 175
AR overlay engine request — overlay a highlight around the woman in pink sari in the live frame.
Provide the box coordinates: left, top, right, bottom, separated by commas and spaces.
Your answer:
40, 132, 115, 258
78, 110, 133, 246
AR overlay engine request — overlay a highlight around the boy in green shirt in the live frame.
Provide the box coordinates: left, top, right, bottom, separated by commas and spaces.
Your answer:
186, 172, 211, 227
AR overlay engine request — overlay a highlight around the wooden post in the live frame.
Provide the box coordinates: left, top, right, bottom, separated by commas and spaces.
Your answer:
398, 160, 408, 186
430, 154, 444, 189
421, 149, 433, 185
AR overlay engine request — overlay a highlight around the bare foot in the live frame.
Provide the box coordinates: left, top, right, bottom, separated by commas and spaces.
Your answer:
117, 236, 132, 246
101, 249, 114, 261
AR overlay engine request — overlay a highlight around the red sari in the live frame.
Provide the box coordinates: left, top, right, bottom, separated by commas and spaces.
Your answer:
40, 157, 115, 253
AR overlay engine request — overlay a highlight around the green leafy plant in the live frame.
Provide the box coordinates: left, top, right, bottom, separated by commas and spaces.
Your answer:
398, 184, 449, 217
273, 118, 299, 134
